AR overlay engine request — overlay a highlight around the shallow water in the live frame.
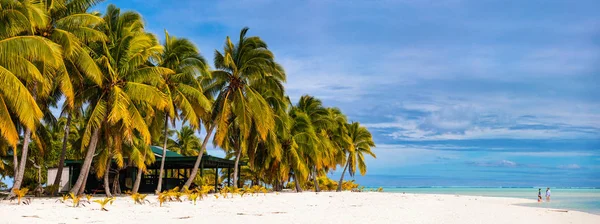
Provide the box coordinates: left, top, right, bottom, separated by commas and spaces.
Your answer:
370, 187, 600, 215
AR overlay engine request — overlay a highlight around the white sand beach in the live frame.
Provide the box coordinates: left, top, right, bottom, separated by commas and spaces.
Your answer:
1, 192, 598, 224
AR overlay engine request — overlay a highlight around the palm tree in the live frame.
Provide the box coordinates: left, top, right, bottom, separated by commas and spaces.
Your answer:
69, 5, 170, 195
185, 27, 283, 189
131, 143, 155, 194
132, 107, 162, 194
326, 107, 352, 166
40, 0, 108, 195
155, 30, 210, 193
170, 126, 202, 156
337, 122, 376, 191
180, 73, 217, 189
0, 0, 72, 195
322, 107, 354, 192
0, 0, 106, 195
282, 106, 319, 192
243, 60, 287, 188
295, 95, 335, 192
125, 134, 155, 194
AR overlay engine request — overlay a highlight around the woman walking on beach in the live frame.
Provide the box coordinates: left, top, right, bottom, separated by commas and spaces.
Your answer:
538, 189, 542, 202
546, 188, 551, 202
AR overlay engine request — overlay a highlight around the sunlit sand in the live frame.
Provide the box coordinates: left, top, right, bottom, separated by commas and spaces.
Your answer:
1, 192, 598, 224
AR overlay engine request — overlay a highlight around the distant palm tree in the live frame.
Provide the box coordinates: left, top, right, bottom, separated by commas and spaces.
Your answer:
323, 107, 355, 192
296, 95, 334, 192
337, 122, 376, 191
129, 135, 155, 194
69, 5, 170, 195
283, 107, 320, 192
154, 30, 210, 193
171, 126, 202, 156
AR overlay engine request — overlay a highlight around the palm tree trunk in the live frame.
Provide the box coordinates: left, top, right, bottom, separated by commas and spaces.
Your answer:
9, 128, 32, 197
156, 114, 169, 193
232, 147, 242, 188
292, 171, 302, 192
9, 82, 38, 199
103, 155, 112, 197
77, 169, 89, 195
52, 113, 72, 195
112, 169, 120, 195
337, 159, 350, 192
69, 128, 100, 195
116, 176, 122, 194
312, 167, 320, 192
133, 167, 143, 194
182, 125, 215, 190
132, 149, 147, 194
12, 146, 18, 182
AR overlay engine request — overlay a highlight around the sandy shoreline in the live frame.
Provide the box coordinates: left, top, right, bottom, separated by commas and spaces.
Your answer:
0, 192, 598, 224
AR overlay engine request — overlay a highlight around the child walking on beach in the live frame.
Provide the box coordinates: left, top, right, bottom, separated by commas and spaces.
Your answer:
546, 188, 551, 202
538, 189, 542, 202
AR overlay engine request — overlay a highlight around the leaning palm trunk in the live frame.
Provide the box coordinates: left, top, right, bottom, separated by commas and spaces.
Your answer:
52, 113, 72, 195
133, 167, 143, 194
232, 148, 243, 188
103, 156, 112, 197
70, 129, 101, 195
156, 114, 169, 193
132, 149, 147, 194
292, 171, 303, 192
12, 147, 18, 183
9, 83, 39, 198
182, 125, 215, 190
8, 128, 32, 198
273, 179, 280, 191
77, 169, 89, 195
312, 167, 320, 192
337, 159, 350, 192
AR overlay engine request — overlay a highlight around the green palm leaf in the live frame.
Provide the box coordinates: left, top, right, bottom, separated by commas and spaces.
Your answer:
0, 66, 43, 131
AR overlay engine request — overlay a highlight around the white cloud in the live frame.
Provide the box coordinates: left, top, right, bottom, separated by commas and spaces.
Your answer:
558, 164, 582, 169
279, 56, 370, 102
363, 144, 461, 166
388, 126, 598, 141
504, 151, 597, 157
364, 93, 600, 141
469, 160, 518, 168
401, 102, 442, 112
500, 160, 517, 167
515, 48, 599, 76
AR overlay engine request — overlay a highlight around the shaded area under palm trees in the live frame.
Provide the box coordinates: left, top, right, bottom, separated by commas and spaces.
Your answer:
54, 146, 240, 194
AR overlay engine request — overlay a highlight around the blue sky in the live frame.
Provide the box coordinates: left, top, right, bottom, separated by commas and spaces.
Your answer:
91, 0, 600, 187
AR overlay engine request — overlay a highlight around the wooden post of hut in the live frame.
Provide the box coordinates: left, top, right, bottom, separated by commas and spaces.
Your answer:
214, 167, 218, 191
227, 168, 231, 187
237, 164, 241, 188
200, 162, 204, 177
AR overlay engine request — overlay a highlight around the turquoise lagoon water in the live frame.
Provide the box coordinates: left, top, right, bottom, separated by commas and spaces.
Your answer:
370, 187, 600, 215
